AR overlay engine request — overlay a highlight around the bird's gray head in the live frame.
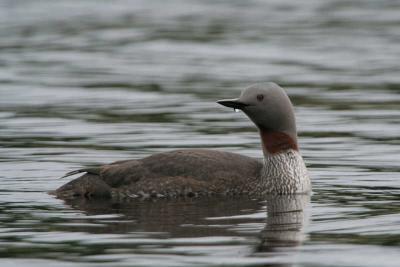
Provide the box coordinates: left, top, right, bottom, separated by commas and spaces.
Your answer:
217, 83, 298, 154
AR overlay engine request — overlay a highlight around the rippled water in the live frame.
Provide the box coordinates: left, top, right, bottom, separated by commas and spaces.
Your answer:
1, 0, 400, 266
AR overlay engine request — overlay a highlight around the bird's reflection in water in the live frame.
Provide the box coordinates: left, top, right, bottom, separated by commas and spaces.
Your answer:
258, 194, 310, 252
62, 194, 310, 258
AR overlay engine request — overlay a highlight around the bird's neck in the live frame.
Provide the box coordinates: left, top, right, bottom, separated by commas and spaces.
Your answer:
257, 128, 310, 194
259, 129, 298, 156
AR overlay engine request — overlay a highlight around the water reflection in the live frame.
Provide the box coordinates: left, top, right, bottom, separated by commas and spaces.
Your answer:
258, 195, 310, 252
62, 194, 310, 255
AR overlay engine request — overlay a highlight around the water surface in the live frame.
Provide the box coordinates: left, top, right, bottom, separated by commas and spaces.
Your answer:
1, 0, 400, 266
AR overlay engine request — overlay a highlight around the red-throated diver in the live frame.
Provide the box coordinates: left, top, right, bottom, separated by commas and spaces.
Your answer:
54, 83, 311, 199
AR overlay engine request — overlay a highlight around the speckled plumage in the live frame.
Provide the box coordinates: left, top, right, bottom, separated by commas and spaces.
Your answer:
54, 149, 264, 199
54, 148, 310, 199
260, 150, 310, 194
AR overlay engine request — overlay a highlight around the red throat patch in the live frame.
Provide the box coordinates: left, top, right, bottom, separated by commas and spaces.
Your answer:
259, 129, 298, 154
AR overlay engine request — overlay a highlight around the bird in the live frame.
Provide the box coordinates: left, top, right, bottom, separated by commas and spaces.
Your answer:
53, 83, 311, 200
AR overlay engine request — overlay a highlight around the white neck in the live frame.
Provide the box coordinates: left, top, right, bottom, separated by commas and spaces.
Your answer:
260, 149, 311, 194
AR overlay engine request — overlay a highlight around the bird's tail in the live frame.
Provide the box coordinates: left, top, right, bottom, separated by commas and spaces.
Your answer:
60, 168, 100, 179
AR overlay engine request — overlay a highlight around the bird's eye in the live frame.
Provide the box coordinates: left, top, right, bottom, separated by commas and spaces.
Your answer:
256, 94, 264, 101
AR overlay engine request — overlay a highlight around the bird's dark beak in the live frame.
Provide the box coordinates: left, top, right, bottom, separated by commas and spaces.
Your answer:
217, 98, 249, 109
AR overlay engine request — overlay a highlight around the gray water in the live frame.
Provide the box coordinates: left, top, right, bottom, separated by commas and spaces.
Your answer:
1, 0, 400, 266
